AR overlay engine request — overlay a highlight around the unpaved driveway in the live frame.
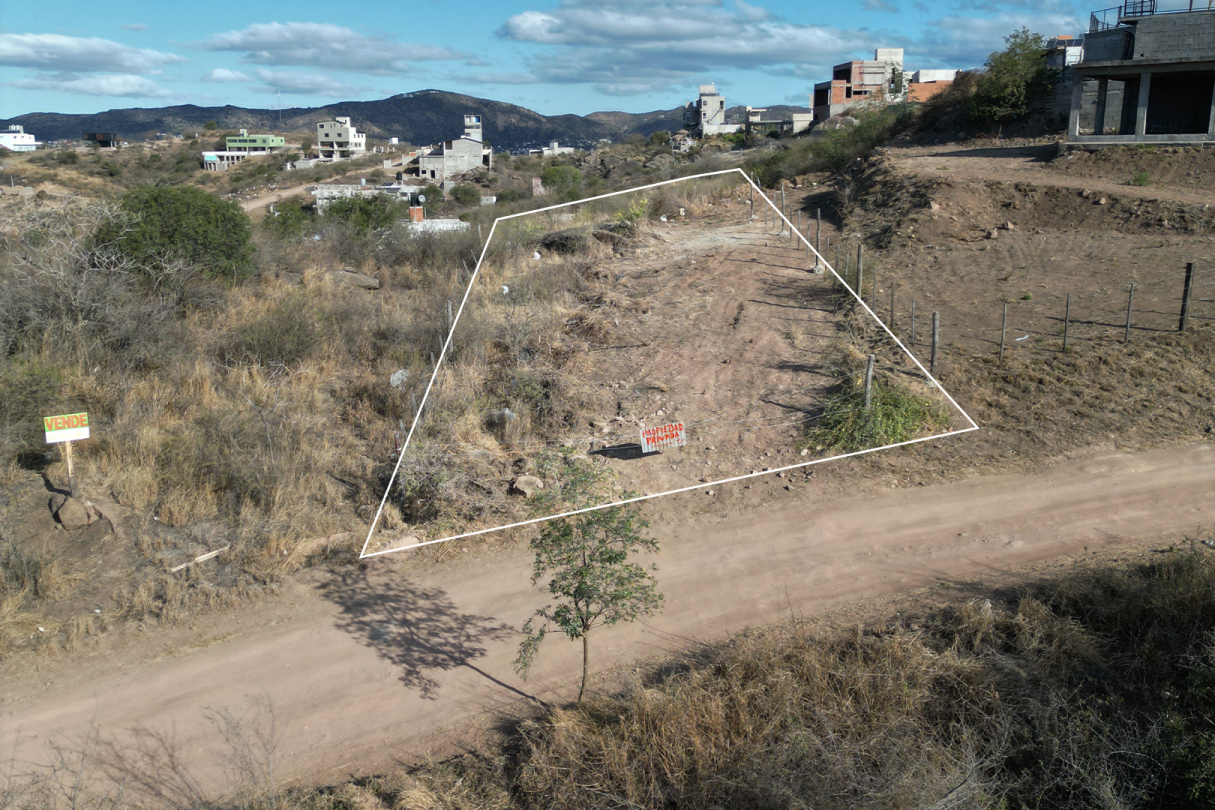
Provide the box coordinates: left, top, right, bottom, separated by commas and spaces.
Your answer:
889, 143, 1215, 207
2, 443, 1213, 792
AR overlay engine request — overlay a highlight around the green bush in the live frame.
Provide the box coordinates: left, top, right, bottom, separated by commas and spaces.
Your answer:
325, 194, 403, 235
496, 188, 528, 204
806, 358, 948, 452
420, 184, 444, 217
746, 105, 912, 185
450, 184, 481, 206
540, 164, 583, 201
968, 28, 1059, 124
95, 185, 255, 282
261, 196, 311, 238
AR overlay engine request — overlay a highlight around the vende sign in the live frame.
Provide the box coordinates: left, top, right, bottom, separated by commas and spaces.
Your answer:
640, 421, 686, 453
44, 412, 90, 444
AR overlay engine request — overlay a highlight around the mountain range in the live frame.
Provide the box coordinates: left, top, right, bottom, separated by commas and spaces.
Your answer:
1, 90, 808, 152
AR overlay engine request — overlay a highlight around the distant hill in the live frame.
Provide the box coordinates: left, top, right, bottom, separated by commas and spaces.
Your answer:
1, 90, 812, 152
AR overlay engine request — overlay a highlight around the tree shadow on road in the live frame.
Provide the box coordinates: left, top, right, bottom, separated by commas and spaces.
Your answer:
322, 571, 517, 700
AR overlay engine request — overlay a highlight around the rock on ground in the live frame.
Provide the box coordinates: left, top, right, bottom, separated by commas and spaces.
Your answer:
511, 475, 544, 497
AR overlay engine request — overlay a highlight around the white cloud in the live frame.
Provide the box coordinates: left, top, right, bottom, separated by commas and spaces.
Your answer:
252, 68, 367, 96
497, 0, 868, 94
909, 13, 1081, 67
735, 1, 772, 21
122, 23, 148, 32
494, 0, 1086, 95
455, 71, 539, 85
0, 33, 184, 73
198, 22, 463, 74
12, 72, 172, 97
203, 68, 252, 82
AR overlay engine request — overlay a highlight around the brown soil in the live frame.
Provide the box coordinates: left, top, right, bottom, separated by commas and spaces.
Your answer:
365, 191, 959, 554
843, 142, 1215, 371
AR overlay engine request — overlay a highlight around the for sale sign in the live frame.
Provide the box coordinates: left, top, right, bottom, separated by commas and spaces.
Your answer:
44, 412, 89, 444
639, 421, 686, 453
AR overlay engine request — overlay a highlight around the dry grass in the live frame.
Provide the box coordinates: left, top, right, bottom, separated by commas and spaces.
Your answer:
355, 544, 1215, 810
0, 179, 750, 635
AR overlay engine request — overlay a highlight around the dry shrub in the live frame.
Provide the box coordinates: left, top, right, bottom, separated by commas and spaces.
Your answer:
514, 625, 1000, 809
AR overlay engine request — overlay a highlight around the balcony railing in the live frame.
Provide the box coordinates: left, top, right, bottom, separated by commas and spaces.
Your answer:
1091, 0, 1213, 29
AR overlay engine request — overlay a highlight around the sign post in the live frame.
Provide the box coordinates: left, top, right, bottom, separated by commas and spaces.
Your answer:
44, 412, 89, 498
639, 422, 686, 454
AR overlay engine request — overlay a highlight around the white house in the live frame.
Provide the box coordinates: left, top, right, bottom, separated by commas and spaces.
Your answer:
0, 125, 40, 152
317, 117, 367, 161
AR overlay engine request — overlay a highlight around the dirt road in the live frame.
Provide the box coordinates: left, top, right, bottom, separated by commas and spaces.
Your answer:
889, 143, 1215, 207
3, 443, 1213, 792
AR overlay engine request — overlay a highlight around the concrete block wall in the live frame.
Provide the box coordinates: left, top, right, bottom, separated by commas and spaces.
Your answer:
1084, 28, 1132, 62
1078, 80, 1128, 132
1134, 11, 1215, 61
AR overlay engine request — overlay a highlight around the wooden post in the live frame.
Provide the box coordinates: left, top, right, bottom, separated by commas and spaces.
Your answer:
411, 392, 418, 418
931, 311, 940, 375
864, 354, 875, 411
999, 302, 1008, 363
816, 208, 822, 256
1125, 282, 1136, 344
64, 440, 77, 499
890, 286, 896, 330
910, 301, 916, 345
749, 175, 754, 217
477, 223, 482, 243
856, 244, 864, 299
1063, 293, 1071, 352
1180, 261, 1195, 331
871, 264, 878, 305
446, 299, 453, 330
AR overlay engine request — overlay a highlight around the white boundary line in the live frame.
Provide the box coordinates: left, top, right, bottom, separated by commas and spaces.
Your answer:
360, 168, 979, 559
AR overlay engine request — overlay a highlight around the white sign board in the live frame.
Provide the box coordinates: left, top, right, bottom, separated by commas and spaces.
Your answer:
640, 421, 686, 453
44, 412, 90, 444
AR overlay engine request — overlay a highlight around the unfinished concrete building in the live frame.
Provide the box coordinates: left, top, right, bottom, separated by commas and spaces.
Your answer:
1069, 3, 1215, 144
812, 49, 904, 121
683, 85, 742, 137
417, 115, 493, 186
907, 69, 958, 102
201, 129, 286, 171
528, 140, 577, 157
317, 117, 367, 160
743, 106, 813, 136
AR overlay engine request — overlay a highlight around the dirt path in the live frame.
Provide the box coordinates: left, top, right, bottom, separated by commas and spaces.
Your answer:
3, 443, 1213, 792
888, 143, 1215, 207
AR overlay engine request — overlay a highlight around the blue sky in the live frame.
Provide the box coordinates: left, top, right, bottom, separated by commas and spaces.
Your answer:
1, 0, 1086, 118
